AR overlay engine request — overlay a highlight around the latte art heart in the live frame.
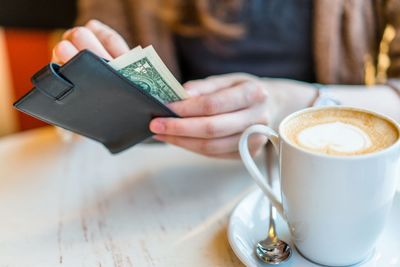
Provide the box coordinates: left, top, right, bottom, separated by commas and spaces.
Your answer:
297, 122, 372, 153
283, 108, 398, 156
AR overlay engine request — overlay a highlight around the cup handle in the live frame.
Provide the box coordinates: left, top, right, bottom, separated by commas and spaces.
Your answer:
239, 124, 284, 218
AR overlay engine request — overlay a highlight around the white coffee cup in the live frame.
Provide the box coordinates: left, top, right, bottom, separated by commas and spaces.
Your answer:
239, 106, 400, 266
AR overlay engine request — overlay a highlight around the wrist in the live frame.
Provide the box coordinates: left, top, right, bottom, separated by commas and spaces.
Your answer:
262, 78, 316, 128
310, 84, 342, 107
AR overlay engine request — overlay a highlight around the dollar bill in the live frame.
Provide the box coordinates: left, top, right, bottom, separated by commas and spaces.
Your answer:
109, 45, 188, 104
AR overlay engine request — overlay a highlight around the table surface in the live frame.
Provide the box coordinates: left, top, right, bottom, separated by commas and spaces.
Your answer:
0, 127, 257, 267
1, 127, 399, 267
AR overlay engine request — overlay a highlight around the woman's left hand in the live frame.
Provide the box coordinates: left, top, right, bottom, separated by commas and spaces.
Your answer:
149, 73, 279, 159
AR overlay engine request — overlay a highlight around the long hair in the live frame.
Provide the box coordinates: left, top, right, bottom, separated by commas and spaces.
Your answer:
149, 0, 244, 38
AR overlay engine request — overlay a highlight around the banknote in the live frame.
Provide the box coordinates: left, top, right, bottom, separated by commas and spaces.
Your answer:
109, 45, 188, 104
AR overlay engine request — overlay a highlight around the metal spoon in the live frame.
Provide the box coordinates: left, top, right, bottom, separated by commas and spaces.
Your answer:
255, 145, 292, 264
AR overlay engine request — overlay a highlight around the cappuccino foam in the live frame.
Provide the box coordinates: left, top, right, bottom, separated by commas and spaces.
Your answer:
283, 108, 398, 156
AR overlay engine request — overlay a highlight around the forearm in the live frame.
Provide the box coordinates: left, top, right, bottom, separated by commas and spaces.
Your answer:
327, 85, 400, 122
264, 78, 400, 127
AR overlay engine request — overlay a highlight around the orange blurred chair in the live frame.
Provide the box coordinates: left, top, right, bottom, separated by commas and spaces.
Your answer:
0, 27, 62, 136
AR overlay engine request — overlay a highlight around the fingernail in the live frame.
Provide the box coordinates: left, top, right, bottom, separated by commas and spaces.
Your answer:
150, 120, 165, 133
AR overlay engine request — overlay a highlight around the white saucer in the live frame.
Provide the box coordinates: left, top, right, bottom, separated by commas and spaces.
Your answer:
228, 189, 400, 267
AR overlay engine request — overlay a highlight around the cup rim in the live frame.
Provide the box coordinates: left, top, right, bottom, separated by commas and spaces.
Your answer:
278, 106, 400, 160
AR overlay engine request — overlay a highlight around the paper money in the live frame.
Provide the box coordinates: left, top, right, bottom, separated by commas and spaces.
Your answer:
109, 45, 188, 104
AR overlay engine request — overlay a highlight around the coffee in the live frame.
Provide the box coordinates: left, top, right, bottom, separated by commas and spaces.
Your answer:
282, 108, 399, 156
240, 106, 400, 265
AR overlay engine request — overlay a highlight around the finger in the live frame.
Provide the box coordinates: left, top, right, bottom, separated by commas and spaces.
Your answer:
154, 133, 267, 156
183, 73, 256, 96
168, 80, 268, 117
52, 40, 79, 64
63, 26, 113, 60
86, 19, 130, 58
150, 104, 268, 139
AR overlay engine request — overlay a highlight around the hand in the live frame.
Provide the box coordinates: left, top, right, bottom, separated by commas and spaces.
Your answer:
51, 20, 130, 142
52, 20, 130, 64
150, 73, 276, 159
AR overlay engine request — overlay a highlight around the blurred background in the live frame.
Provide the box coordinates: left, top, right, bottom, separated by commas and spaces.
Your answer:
0, 0, 76, 137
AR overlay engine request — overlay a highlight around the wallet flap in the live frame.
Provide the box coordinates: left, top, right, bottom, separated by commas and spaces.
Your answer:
14, 50, 179, 154
31, 63, 74, 100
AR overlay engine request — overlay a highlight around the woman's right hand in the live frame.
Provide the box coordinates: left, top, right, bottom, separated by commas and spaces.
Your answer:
52, 20, 130, 64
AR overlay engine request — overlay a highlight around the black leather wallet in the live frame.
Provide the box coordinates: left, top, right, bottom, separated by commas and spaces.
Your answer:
13, 50, 179, 154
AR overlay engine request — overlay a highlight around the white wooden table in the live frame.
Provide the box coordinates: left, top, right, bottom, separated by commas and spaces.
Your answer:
2, 127, 399, 267
0, 127, 255, 267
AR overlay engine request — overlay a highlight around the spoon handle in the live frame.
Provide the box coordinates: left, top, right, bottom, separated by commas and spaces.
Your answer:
265, 145, 278, 243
